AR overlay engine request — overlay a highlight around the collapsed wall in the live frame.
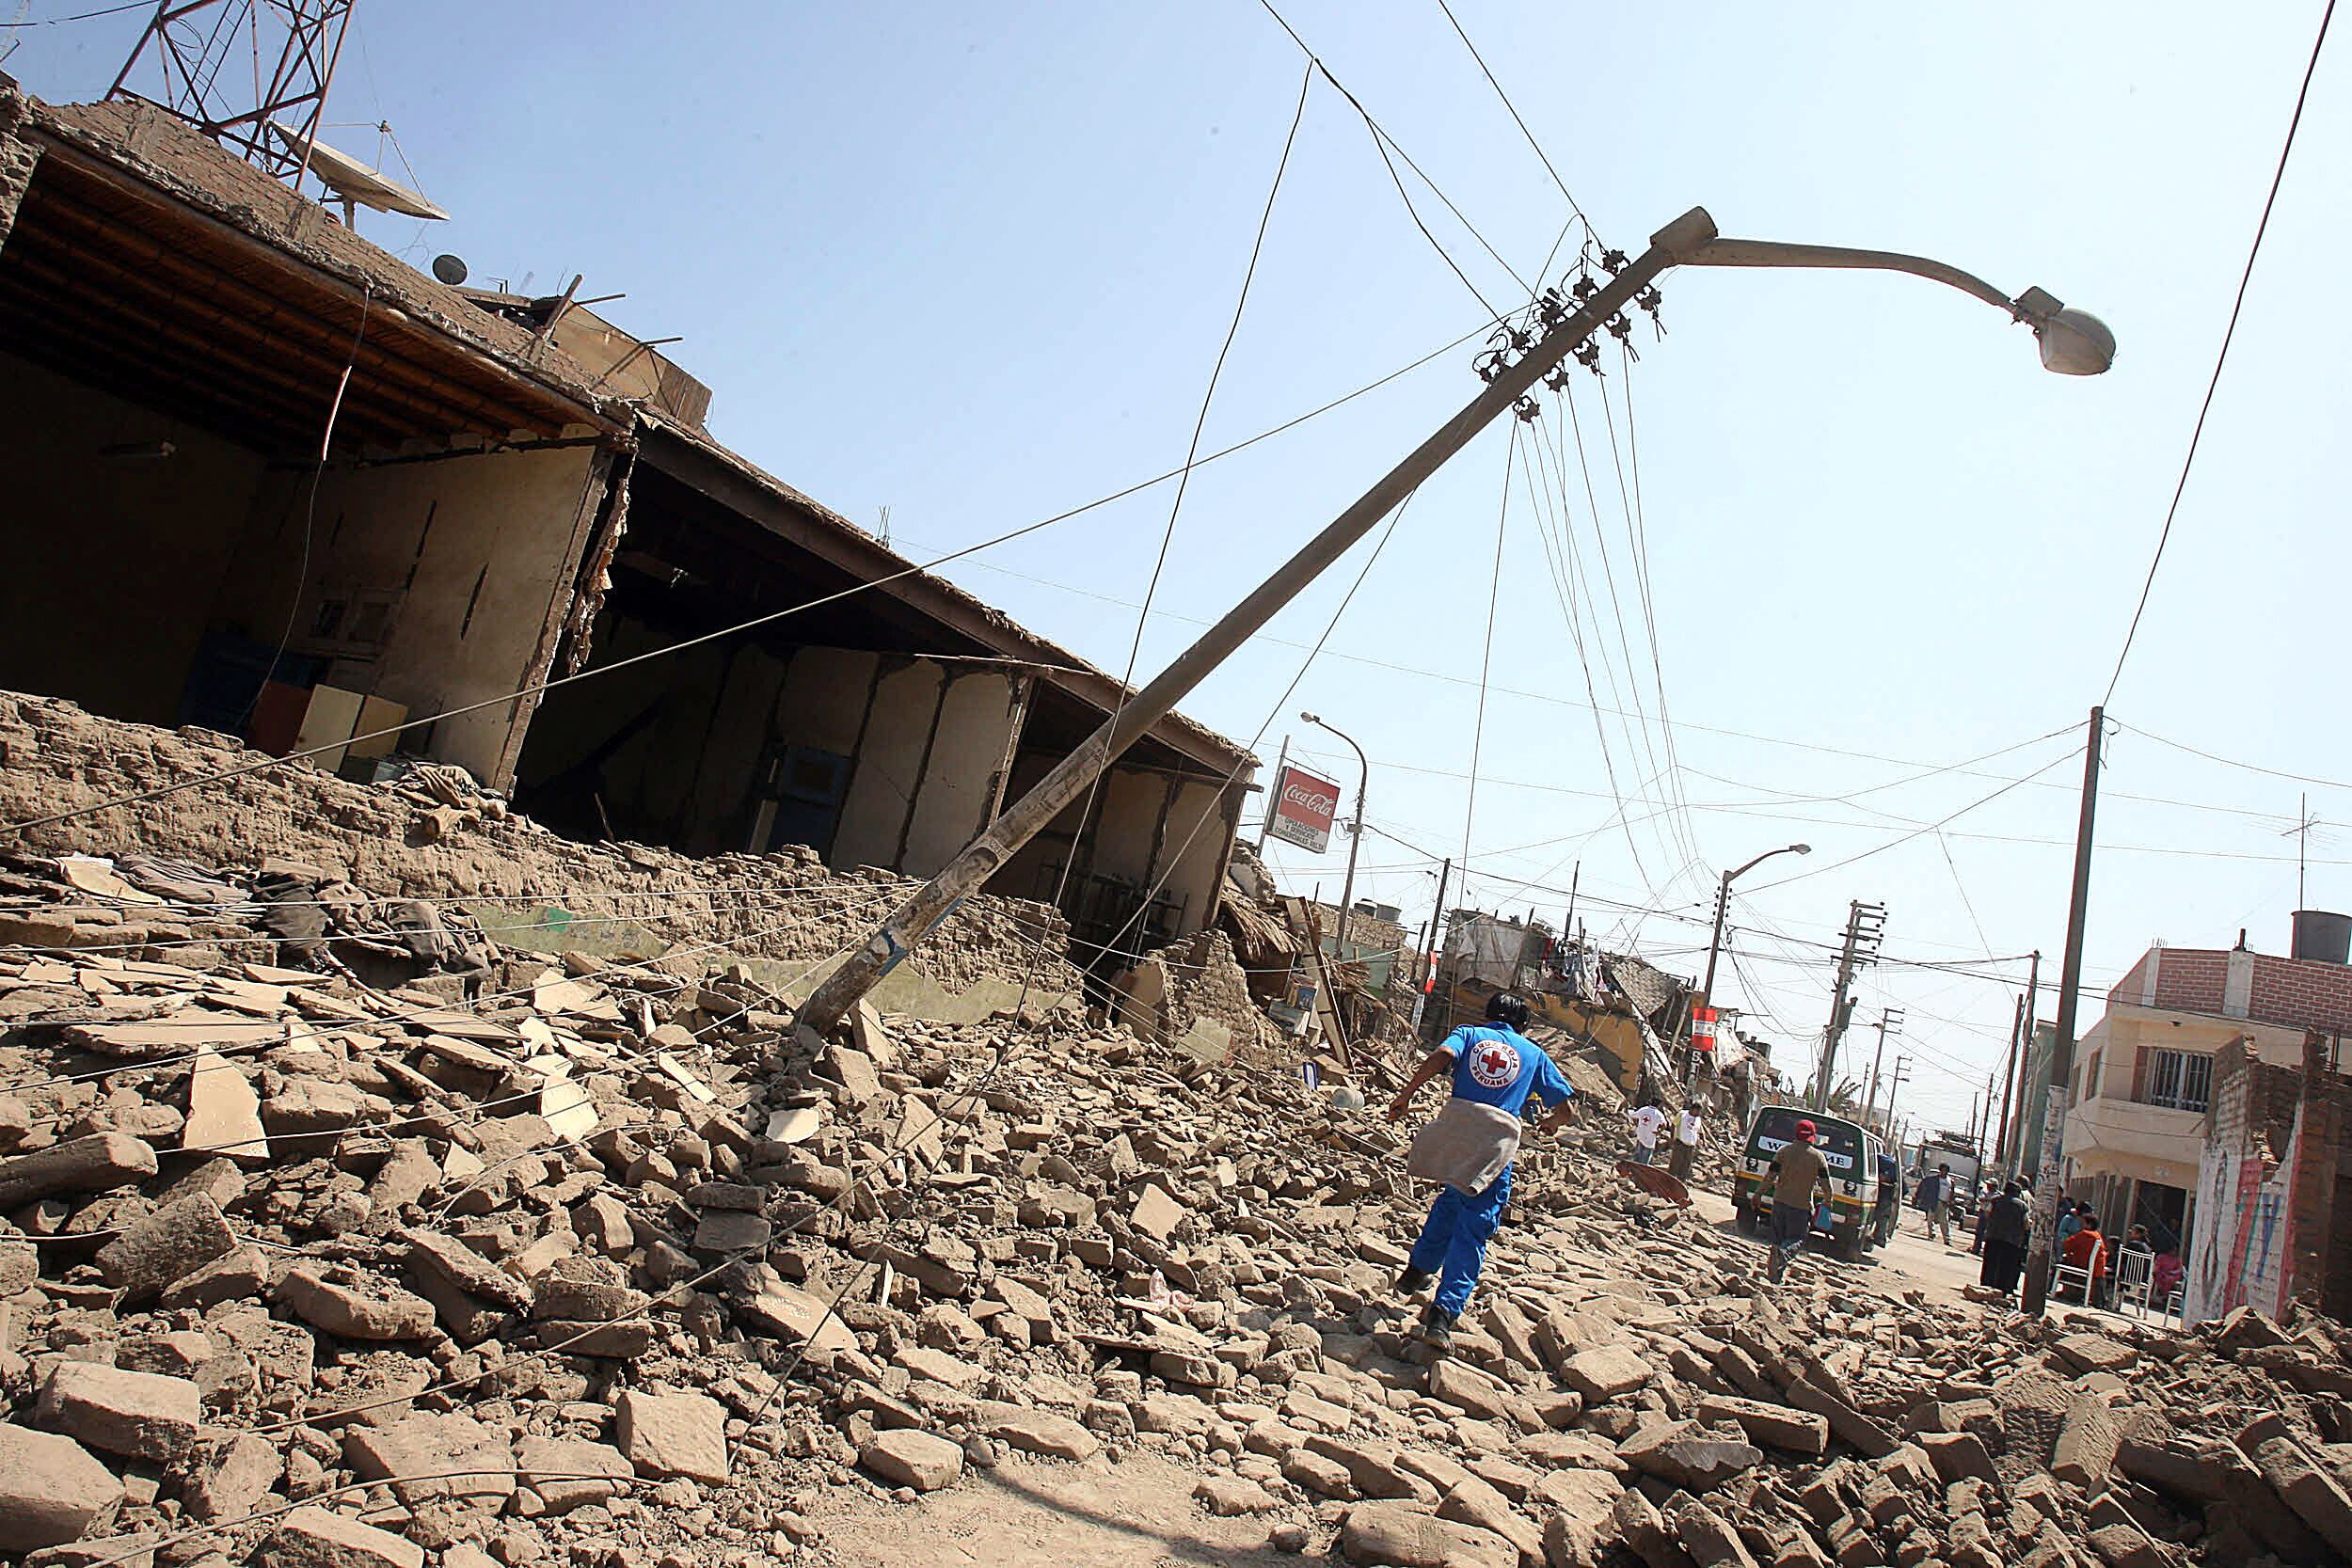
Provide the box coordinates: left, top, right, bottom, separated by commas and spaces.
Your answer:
0, 692, 1079, 1015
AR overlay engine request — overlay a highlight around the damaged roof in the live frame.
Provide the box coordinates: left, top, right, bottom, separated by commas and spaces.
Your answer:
8, 87, 1252, 775
21, 94, 627, 436
639, 410, 1254, 773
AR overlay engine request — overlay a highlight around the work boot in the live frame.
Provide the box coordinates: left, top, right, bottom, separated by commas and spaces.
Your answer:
1395, 1266, 1435, 1296
1421, 1304, 1459, 1349
1767, 1246, 1787, 1285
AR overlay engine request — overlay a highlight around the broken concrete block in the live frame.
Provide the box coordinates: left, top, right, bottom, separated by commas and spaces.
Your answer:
185, 1432, 282, 1522
277, 1264, 436, 1339
1562, 1345, 1654, 1404
1304, 1435, 1440, 1503
615, 1388, 729, 1484
154, 1243, 269, 1310
1618, 1420, 1761, 1491
260, 1079, 385, 1142
181, 1050, 267, 1163
1436, 1476, 1544, 1566
977, 1402, 1101, 1461
1195, 1474, 1280, 1515
2251, 1433, 2352, 1560
343, 1412, 514, 1512
860, 1429, 964, 1492
2053, 1392, 2123, 1490
1692, 1394, 1828, 1458
92, 1193, 238, 1304
0, 1132, 156, 1209
1672, 1499, 1761, 1568
0, 1424, 124, 1553
1130, 1182, 1184, 1243
250, 1506, 424, 1568
38, 1362, 200, 1464
1339, 1500, 1517, 1568
823, 1046, 883, 1104
515, 1436, 632, 1513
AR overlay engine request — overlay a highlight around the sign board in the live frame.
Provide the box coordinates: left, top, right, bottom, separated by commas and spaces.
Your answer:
1692, 1004, 1718, 1053
1266, 765, 1342, 854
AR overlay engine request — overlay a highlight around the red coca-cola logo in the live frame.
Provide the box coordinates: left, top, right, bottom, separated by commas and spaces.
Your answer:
1281, 782, 1336, 816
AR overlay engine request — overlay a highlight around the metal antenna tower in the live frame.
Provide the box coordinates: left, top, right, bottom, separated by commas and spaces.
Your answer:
104, 1, 355, 192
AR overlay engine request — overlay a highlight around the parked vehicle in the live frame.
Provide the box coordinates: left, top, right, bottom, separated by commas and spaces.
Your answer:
1730, 1106, 1886, 1261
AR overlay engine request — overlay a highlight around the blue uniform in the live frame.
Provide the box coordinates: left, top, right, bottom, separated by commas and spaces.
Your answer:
1407, 1024, 1575, 1316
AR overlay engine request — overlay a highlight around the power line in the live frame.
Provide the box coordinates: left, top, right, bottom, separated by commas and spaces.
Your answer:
1254, 0, 1531, 310
0, 0, 150, 23
2104, 0, 2336, 705
1431, 0, 1596, 240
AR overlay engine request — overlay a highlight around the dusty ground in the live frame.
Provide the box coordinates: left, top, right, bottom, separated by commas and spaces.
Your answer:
806, 1451, 1296, 1567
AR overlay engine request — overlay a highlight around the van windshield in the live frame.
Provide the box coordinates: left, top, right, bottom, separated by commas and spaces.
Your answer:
1751, 1109, 1863, 1175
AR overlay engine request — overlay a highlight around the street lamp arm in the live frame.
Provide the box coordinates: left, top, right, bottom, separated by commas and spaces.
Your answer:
1679, 235, 2022, 318
1724, 842, 1811, 886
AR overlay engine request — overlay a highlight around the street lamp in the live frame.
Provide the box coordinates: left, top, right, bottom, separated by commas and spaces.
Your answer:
1677, 241, 2116, 375
796, 208, 2113, 1036
1699, 843, 1811, 1012
1299, 710, 1367, 954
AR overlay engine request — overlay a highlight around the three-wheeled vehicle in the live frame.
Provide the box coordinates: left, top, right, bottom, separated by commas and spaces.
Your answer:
1731, 1106, 1885, 1261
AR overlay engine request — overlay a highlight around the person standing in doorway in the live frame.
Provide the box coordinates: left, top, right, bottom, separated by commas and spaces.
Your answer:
1628, 1099, 1667, 1166
1765, 1119, 1834, 1284
1386, 992, 1578, 1348
1668, 1103, 1704, 1182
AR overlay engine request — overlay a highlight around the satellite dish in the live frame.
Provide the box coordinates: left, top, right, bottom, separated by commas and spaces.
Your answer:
266, 122, 451, 220
431, 254, 469, 286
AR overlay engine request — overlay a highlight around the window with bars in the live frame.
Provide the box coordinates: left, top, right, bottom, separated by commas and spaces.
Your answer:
2143, 1048, 2213, 1112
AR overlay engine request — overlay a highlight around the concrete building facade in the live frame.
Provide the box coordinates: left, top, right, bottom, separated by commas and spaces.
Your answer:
2062, 935, 2352, 1254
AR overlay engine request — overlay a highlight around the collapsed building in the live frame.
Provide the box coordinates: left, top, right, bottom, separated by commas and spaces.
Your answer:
0, 84, 1253, 968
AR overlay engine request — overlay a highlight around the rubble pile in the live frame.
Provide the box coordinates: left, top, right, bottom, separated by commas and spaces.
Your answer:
0, 692, 1075, 999
0, 846, 2347, 1568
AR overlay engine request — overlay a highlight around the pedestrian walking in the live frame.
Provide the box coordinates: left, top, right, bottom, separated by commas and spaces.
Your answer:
1667, 1103, 1703, 1182
1968, 1187, 1994, 1257
1385, 992, 1578, 1348
1917, 1163, 1955, 1245
1979, 1180, 2030, 1295
1765, 1119, 1834, 1284
1628, 1099, 1667, 1166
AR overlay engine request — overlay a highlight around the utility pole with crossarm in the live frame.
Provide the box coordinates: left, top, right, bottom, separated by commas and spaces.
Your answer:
795, 212, 2114, 1037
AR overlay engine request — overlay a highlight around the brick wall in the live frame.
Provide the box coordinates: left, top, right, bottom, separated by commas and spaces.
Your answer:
2118, 944, 2352, 1033
2188, 1032, 2352, 1326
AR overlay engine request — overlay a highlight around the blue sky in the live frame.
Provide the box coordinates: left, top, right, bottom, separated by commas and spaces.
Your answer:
15, 2, 2351, 1136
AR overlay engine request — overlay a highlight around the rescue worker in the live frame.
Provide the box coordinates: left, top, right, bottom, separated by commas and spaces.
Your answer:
1385, 992, 1577, 1347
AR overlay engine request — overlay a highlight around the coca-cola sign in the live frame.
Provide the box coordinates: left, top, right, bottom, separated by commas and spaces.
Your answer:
1267, 765, 1342, 854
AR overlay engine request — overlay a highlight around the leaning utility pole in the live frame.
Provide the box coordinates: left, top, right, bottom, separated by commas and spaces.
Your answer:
795, 209, 1720, 1036
2022, 708, 2105, 1315
1812, 900, 1886, 1112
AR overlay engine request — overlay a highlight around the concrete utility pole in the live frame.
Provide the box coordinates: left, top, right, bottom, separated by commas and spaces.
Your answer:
1700, 843, 1812, 1009
1301, 711, 1367, 953
1862, 1006, 1905, 1124
795, 212, 2113, 1037
1253, 736, 1291, 853
2023, 708, 2105, 1315
1884, 1058, 1912, 1152
1812, 900, 1886, 1112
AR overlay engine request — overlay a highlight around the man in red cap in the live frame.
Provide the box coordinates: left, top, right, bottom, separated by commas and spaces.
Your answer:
1766, 1118, 1834, 1284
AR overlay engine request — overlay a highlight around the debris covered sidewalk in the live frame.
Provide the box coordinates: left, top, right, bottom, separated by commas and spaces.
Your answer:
0, 847, 2347, 1568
